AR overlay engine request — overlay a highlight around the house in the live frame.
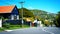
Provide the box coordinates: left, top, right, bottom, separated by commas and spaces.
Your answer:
33, 19, 43, 27
0, 5, 19, 27
0, 5, 19, 20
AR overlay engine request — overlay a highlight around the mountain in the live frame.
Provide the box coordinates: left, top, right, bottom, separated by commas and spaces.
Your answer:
30, 9, 56, 20
18, 8, 56, 20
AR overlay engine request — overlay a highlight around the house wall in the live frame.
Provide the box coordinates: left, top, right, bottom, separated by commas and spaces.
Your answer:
11, 15, 19, 20
11, 6, 19, 15
10, 6, 19, 20
0, 13, 11, 19
0, 19, 2, 27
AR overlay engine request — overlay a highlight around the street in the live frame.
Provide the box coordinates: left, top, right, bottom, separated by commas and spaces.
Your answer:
0, 27, 60, 34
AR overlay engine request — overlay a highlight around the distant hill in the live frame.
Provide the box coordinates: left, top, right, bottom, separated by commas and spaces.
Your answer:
30, 9, 56, 20
18, 8, 56, 20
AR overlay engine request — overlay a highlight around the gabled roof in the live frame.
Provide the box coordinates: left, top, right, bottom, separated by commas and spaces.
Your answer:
0, 6, 15, 13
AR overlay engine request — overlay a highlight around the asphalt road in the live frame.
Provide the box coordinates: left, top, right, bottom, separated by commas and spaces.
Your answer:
0, 27, 60, 34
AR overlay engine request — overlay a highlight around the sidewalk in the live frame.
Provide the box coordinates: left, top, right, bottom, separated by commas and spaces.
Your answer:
4, 27, 36, 32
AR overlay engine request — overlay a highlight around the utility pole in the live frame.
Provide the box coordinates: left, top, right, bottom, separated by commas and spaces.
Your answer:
19, 1, 24, 27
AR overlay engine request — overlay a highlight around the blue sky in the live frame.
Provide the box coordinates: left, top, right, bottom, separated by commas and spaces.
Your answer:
0, 0, 60, 13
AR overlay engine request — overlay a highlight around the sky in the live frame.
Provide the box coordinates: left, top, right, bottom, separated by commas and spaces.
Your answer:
0, 0, 60, 13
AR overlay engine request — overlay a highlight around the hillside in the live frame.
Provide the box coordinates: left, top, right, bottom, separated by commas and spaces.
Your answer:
30, 9, 56, 20
18, 8, 56, 20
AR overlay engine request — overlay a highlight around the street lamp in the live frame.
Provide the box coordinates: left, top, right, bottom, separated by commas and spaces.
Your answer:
19, 1, 24, 27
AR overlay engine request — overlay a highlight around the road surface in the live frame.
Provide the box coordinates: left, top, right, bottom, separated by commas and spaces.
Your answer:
0, 27, 60, 34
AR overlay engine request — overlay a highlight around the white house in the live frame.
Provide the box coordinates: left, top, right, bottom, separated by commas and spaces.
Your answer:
33, 19, 43, 27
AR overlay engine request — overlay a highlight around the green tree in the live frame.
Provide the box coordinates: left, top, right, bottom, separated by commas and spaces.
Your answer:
18, 8, 34, 18
56, 11, 60, 27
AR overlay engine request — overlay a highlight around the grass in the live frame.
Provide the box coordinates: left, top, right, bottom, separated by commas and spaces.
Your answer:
3, 25, 30, 30
4, 25, 21, 30
0, 25, 30, 32
0, 28, 4, 32
22, 25, 30, 28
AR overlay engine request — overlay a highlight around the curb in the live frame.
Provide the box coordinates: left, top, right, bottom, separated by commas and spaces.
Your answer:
4, 27, 36, 32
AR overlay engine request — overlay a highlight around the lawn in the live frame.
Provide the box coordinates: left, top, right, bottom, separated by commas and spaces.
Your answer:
2, 25, 30, 30
0, 28, 4, 32
0, 24, 30, 32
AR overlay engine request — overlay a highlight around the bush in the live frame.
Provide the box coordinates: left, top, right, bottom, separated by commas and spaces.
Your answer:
0, 28, 4, 31
3, 23, 10, 29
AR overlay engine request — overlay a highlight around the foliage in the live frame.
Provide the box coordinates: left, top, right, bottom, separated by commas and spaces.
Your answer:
30, 9, 56, 20
56, 11, 60, 27
0, 28, 4, 32
18, 8, 34, 18
18, 8, 56, 27
3, 23, 10, 29
44, 20, 50, 26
